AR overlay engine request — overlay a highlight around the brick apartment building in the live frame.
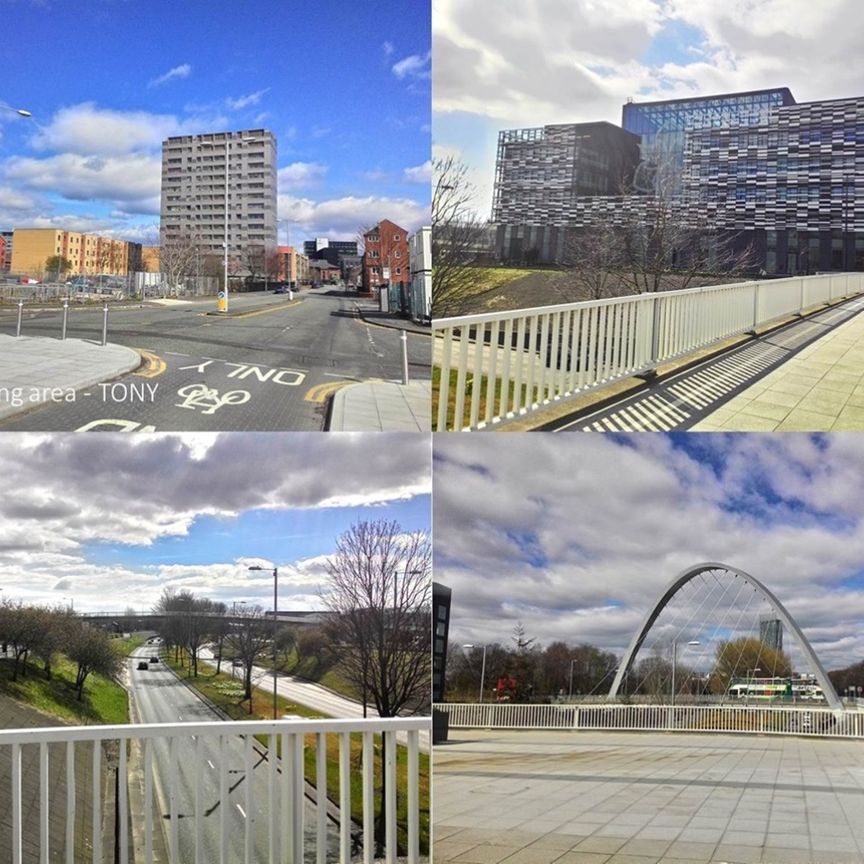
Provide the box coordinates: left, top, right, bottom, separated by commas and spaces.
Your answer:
361, 219, 409, 296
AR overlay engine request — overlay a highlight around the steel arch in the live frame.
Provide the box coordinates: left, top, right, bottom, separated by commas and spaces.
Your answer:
608, 562, 842, 711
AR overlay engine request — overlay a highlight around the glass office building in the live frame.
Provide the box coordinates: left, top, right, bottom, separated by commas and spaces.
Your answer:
622, 88, 795, 190
492, 88, 864, 274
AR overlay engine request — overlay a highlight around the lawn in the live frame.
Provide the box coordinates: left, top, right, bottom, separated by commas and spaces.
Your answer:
0, 653, 129, 725
432, 365, 529, 430
167, 651, 429, 854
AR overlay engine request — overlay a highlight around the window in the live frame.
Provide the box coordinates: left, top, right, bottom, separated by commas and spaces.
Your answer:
393, 234, 400, 241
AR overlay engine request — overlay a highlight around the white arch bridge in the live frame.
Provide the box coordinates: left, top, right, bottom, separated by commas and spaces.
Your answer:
436, 563, 858, 738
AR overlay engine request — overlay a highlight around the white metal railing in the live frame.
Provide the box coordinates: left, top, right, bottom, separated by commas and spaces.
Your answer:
1, 716, 428, 864
434, 702, 864, 738
433, 272, 864, 430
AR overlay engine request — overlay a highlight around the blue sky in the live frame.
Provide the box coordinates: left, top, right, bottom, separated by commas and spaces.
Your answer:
434, 433, 864, 670
433, 0, 864, 218
0, 432, 431, 611
0, 0, 431, 242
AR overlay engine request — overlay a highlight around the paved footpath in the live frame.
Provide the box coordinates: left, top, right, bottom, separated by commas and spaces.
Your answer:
692, 307, 864, 431
0, 693, 102, 861
434, 729, 864, 864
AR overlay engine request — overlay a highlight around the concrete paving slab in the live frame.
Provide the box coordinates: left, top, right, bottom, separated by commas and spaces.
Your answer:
434, 730, 864, 864
693, 308, 864, 430
327, 379, 431, 431
0, 334, 141, 420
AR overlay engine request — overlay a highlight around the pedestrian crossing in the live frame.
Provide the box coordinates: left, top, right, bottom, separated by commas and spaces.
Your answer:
556, 298, 864, 432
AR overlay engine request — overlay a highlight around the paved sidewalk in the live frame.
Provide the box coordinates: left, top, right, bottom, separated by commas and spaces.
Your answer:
329, 379, 431, 431
0, 334, 141, 421
435, 729, 864, 864
0, 694, 99, 861
692, 309, 864, 431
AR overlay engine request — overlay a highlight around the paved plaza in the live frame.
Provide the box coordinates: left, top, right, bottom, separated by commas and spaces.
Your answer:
433, 729, 864, 864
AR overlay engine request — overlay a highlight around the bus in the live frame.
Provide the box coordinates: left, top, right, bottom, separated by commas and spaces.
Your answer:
727, 677, 824, 702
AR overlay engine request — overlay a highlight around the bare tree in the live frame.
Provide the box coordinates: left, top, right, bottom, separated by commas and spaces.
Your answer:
323, 519, 430, 854
159, 232, 201, 292
323, 519, 431, 717
431, 155, 491, 317
225, 606, 272, 710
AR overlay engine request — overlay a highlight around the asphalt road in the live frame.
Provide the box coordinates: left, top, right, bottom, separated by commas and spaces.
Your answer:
199, 648, 431, 752
127, 643, 337, 863
0, 287, 431, 431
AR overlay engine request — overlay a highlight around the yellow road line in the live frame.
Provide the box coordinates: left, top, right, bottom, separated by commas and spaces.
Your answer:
304, 381, 355, 403
133, 350, 167, 378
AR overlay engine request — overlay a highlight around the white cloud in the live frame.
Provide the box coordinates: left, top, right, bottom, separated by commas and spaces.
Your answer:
30, 103, 182, 156
0, 433, 430, 611
148, 63, 192, 88
278, 193, 430, 238
403, 160, 432, 184
4, 152, 161, 212
226, 89, 270, 110
382, 41, 395, 57
392, 51, 431, 80
434, 434, 864, 671
277, 162, 328, 191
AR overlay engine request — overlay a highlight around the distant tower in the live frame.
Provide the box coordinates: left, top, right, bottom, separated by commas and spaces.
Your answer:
759, 616, 783, 652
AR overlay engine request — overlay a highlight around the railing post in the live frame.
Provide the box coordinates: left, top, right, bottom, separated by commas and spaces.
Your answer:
102, 303, 109, 346
61, 298, 69, 340
400, 329, 409, 385
649, 294, 662, 367
16, 300, 23, 337
749, 281, 760, 333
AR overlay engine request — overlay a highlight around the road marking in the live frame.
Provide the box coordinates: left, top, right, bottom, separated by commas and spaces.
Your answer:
236, 804, 246, 819
134, 350, 167, 378
164, 351, 190, 357
207, 760, 215, 771
304, 381, 355, 403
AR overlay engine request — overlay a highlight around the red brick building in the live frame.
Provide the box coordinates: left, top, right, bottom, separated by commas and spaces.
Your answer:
361, 219, 409, 296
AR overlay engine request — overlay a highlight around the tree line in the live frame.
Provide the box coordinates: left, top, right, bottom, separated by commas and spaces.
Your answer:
445, 624, 806, 703
0, 599, 122, 699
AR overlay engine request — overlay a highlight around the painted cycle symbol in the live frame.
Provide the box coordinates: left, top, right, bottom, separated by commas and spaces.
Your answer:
175, 383, 250, 415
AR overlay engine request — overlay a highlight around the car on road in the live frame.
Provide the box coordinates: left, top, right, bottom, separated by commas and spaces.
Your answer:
137, 661, 149, 670
149, 656, 159, 663
273, 284, 288, 294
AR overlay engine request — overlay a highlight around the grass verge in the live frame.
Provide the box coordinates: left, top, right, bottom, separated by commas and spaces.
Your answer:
432, 365, 529, 430
0, 653, 129, 725
166, 651, 429, 854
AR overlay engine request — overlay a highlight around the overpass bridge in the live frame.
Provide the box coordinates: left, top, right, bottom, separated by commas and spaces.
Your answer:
80, 609, 330, 631
434, 272, 864, 431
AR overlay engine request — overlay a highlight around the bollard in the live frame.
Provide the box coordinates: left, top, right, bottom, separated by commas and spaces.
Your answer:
16, 300, 23, 337
400, 329, 409, 385
61, 299, 69, 340
102, 303, 109, 346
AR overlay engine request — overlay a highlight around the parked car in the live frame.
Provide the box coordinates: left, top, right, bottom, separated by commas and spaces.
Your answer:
273, 284, 288, 294
137, 661, 149, 670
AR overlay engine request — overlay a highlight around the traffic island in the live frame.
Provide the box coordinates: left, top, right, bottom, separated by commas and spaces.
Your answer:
0, 335, 141, 421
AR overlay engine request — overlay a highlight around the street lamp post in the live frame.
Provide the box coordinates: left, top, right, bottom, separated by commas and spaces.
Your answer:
568, 659, 578, 700
463, 643, 487, 703
248, 565, 278, 720
671, 640, 700, 708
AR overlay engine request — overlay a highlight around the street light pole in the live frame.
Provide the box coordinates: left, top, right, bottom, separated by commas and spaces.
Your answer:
249, 565, 278, 719
569, 659, 578, 699
671, 640, 700, 707
463, 643, 488, 702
